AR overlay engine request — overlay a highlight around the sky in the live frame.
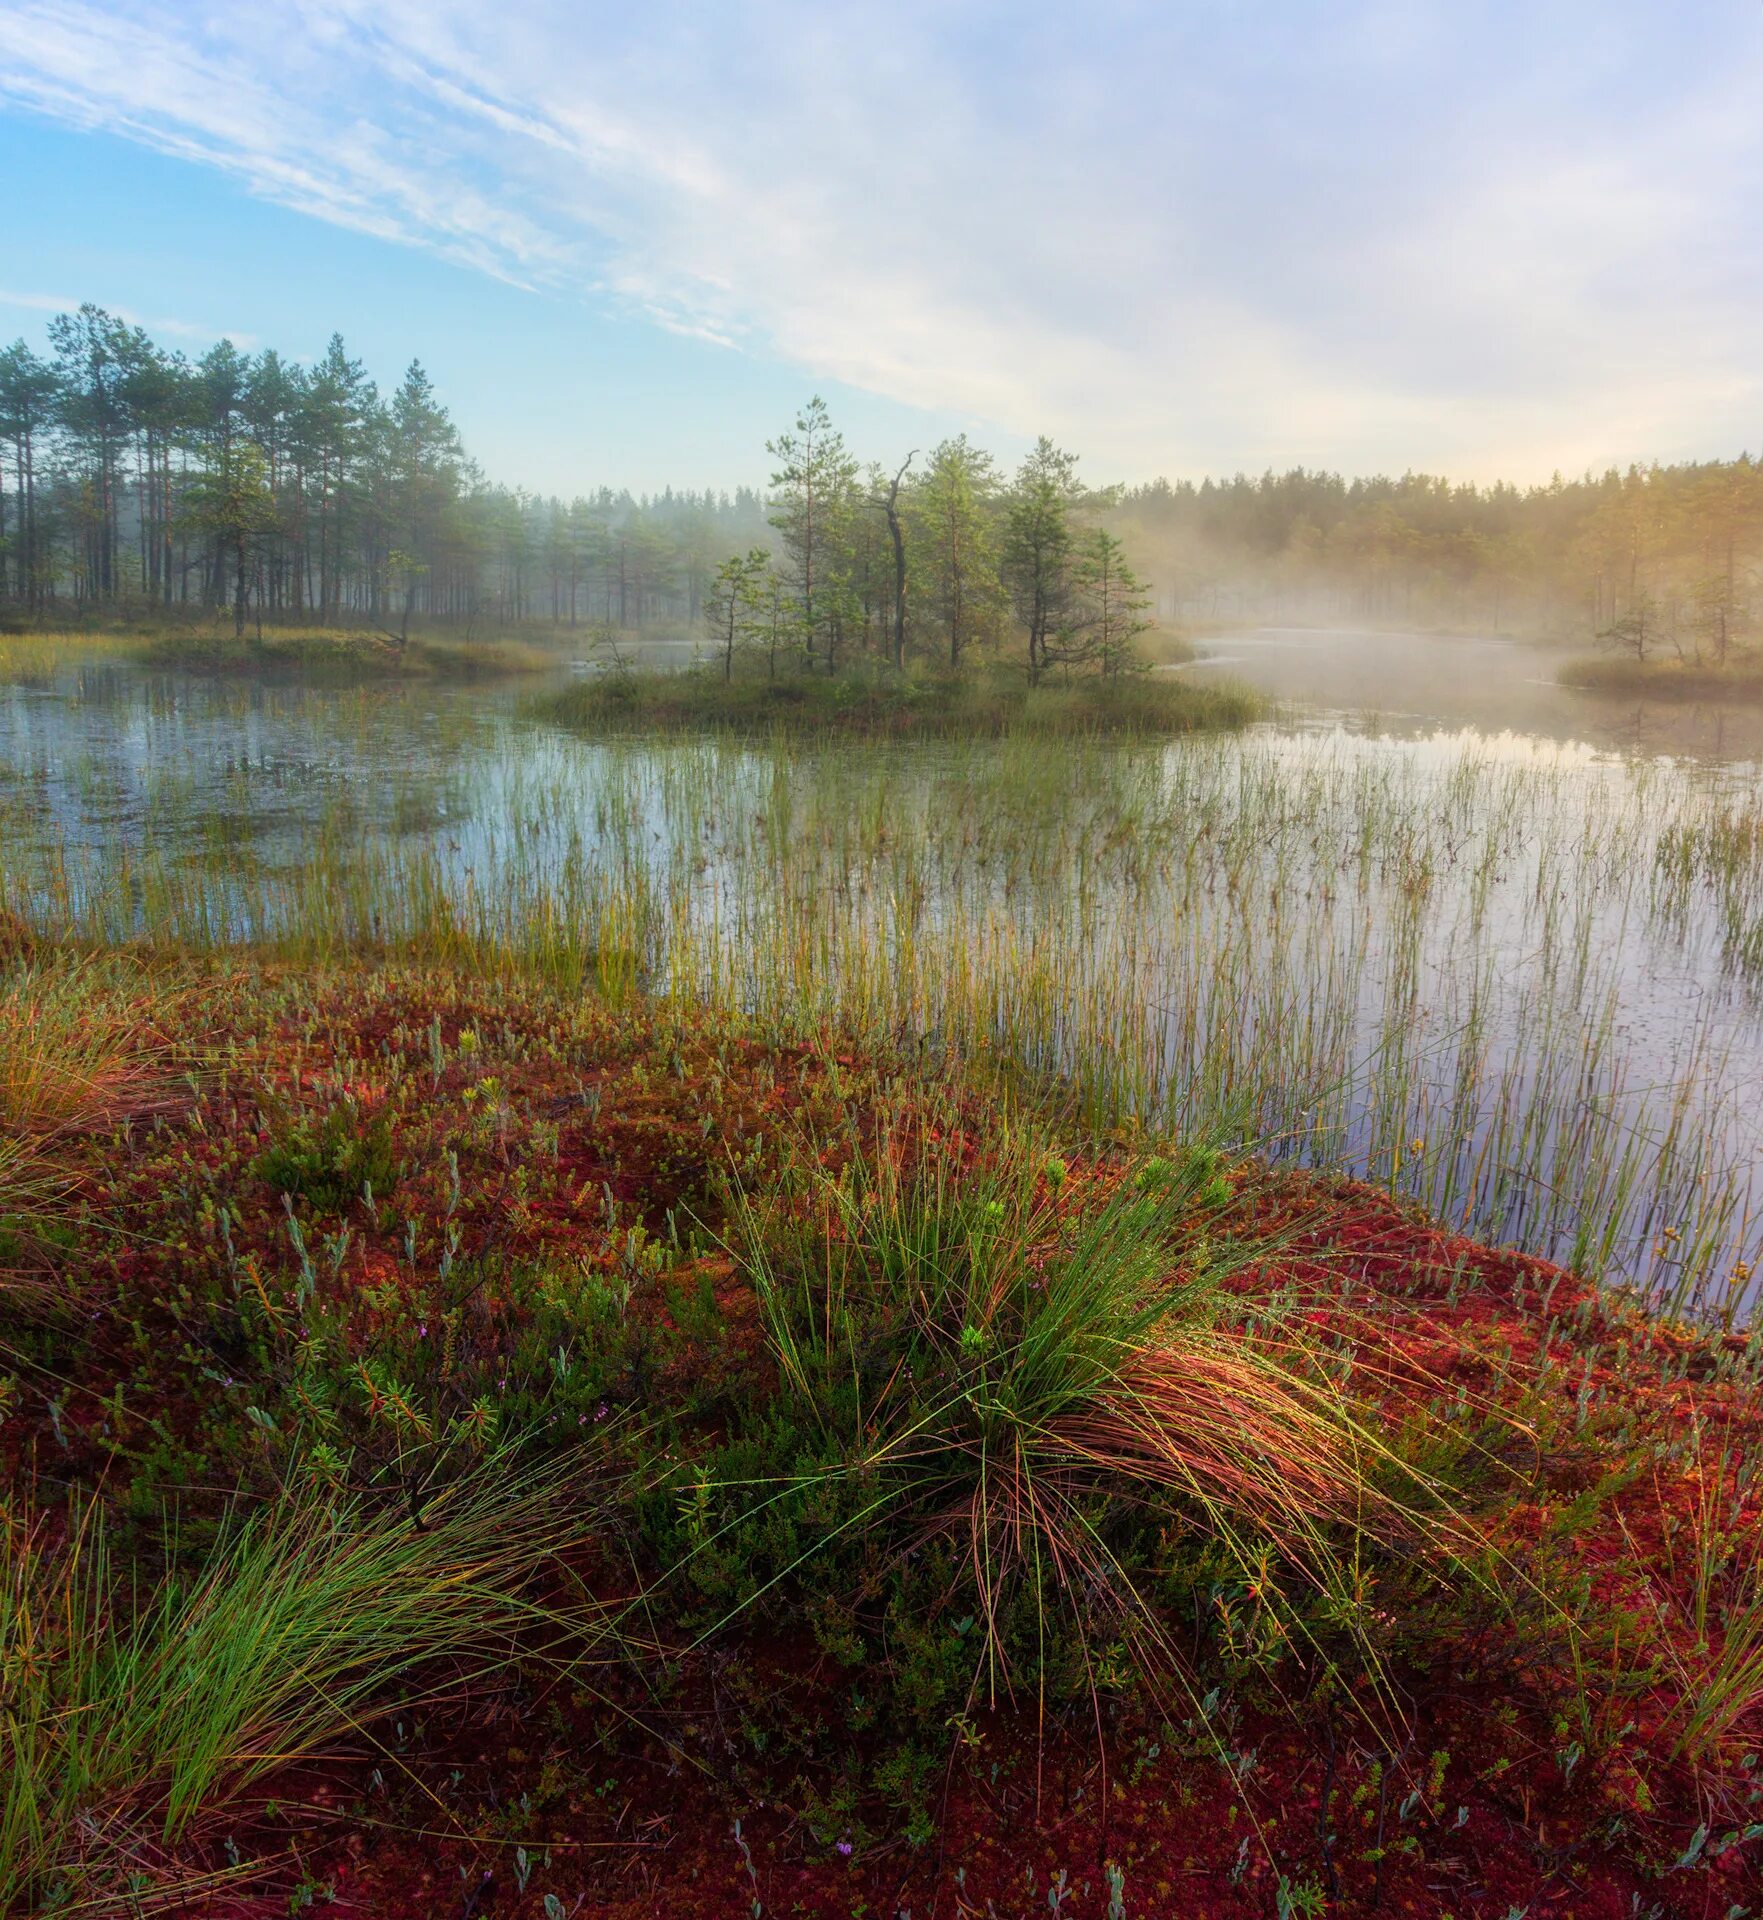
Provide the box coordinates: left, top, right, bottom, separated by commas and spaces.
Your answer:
0, 0, 1759, 497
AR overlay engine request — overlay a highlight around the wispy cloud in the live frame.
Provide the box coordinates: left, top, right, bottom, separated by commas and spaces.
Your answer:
0, 284, 258, 347
1, 0, 1759, 478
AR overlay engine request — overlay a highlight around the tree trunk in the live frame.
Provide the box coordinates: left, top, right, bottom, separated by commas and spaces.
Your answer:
881, 453, 913, 671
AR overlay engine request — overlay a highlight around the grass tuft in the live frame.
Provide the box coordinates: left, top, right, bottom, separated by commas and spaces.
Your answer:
723, 1121, 1427, 1714
0, 1455, 610, 1914
0, 959, 181, 1315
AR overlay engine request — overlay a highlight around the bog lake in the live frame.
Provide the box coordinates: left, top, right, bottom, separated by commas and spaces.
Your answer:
5, 625, 1761, 1315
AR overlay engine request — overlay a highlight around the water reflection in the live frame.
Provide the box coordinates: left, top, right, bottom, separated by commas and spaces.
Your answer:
1182, 625, 1763, 763
4, 639, 1763, 1314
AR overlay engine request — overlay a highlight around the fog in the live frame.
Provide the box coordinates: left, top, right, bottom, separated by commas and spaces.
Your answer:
1173, 625, 1763, 760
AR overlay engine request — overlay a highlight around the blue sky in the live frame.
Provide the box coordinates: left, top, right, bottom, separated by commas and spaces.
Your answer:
1, 0, 1759, 496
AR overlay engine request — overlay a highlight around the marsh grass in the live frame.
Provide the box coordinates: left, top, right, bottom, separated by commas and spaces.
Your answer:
717, 1123, 1446, 1730
1657, 805, 1763, 979
1669, 1572, 1763, 1774
0, 959, 177, 1135
140, 625, 558, 679
0, 1456, 612, 1914
0, 1134, 61, 1306
1562, 652, 1763, 702
0, 615, 558, 681
1630, 1419, 1763, 1774
0, 957, 183, 1313
3, 691, 1763, 1311
0, 936, 1751, 1898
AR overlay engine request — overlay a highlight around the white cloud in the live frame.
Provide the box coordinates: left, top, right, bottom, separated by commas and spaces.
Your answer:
0, 285, 258, 347
1, 0, 1759, 479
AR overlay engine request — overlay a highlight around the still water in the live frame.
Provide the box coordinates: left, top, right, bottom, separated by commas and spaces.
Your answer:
3, 630, 1761, 1314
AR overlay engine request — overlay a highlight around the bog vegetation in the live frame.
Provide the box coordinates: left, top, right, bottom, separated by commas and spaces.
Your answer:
3, 946, 1763, 1915
4, 687, 1763, 1910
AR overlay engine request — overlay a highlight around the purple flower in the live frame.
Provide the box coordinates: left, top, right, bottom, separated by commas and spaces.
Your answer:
836, 1841, 853, 1857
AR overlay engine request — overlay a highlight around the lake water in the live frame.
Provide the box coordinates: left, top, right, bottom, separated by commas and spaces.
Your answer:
3, 630, 1761, 1316
1182, 624, 1763, 761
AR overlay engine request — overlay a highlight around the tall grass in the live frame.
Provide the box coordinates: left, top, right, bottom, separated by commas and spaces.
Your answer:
0, 1460, 610, 1914
4, 669, 1763, 1311
721, 1126, 1432, 1714
1637, 1420, 1763, 1775
0, 959, 175, 1135
0, 958, 180, 1314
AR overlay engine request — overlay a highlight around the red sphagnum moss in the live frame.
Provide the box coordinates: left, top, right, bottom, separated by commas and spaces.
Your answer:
3, 956, 1759, 1917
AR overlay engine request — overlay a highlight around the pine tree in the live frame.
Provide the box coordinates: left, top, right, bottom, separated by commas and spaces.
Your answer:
767, 397, 859, 670
704, 549, 771, 680
1002, 438, 1084, 685
0, 342, 58, 610
911, 435, 1003, 671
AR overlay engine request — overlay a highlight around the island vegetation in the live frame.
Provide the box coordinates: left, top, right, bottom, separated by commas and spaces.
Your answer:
536, 664, 1260, 740
1561, 655, 1763, 701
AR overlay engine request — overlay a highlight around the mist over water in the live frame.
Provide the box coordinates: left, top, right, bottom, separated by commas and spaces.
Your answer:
1182, 626, 1763, 761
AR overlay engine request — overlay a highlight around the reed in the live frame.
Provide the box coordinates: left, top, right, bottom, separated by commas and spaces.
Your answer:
4, 693, 1762, 1314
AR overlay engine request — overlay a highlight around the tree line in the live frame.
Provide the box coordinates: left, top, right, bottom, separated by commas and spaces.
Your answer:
0, 305, 768, 640
1118, 460, 1763, 660
711, 403, 1150, 683
3, 303, 1760, 669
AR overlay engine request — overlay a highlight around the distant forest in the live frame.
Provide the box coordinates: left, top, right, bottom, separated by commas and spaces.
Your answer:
3, 304, 1760, 662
